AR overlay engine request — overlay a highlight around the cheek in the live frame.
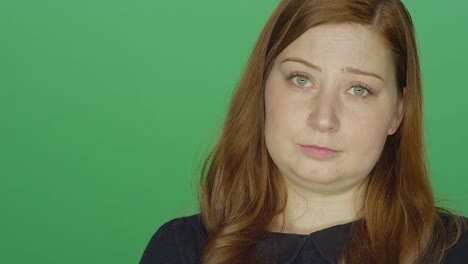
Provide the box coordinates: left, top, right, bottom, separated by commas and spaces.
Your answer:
344, 108, 393, 155
265, 86, 304, 139
265, 87, 296, 164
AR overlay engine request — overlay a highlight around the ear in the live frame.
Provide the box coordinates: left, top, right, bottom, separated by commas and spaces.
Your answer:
388, 87, 406, 135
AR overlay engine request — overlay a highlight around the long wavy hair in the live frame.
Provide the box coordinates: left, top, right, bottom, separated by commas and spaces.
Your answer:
199, 0, 465, 263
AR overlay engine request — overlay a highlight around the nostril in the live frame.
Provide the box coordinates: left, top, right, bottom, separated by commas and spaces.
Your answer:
307, 108, 340, 133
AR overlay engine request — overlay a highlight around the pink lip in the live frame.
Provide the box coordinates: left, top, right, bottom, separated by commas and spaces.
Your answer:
300, 145, 340, 160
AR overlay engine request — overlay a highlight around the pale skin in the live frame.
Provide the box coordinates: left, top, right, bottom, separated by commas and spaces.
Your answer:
264, 23, 405, 234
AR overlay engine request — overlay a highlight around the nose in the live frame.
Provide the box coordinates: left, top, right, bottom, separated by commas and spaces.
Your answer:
307, 89, 340, 133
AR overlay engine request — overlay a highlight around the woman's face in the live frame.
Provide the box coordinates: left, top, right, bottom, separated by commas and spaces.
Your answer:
264, 23, 404, 194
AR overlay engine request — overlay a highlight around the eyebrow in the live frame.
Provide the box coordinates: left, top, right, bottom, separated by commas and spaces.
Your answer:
280, 57, 385, 82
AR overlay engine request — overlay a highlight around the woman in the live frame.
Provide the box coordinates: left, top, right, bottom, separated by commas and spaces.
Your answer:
141, 0, 468, 263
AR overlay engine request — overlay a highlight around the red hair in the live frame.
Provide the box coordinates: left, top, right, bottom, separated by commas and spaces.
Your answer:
200, 0, 465, 263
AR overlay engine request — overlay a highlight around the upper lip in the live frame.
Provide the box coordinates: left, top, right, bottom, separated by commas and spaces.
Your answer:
300, 144, 338, 152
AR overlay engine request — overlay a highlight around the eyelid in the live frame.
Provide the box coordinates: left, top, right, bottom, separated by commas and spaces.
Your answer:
286, 71, 376, 97
286, 71, 315, 88
348, 81, 376, 97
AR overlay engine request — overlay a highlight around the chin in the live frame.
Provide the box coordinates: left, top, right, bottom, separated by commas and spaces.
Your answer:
289, 167, 342, 185
301, 173, 341, 184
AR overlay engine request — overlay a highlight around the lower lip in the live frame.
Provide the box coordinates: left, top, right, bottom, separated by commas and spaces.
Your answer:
300, 145, 339, 159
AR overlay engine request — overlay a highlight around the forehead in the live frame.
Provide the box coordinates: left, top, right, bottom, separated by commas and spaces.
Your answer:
276, 23, 395, 79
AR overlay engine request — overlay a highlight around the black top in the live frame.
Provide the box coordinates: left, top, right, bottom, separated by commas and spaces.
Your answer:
140, 214, 468, 264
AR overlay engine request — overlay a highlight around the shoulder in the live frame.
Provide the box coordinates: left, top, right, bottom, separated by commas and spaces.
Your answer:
439, 212, 468, 263
140, 214, 207, 264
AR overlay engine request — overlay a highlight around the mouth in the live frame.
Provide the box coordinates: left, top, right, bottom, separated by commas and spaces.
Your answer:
299, 144, 340, 160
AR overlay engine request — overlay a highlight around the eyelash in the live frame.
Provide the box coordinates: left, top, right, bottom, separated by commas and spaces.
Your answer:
286, 72, 376, 97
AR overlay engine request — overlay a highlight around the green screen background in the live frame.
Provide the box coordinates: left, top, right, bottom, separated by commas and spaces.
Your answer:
1, 0, 467, 263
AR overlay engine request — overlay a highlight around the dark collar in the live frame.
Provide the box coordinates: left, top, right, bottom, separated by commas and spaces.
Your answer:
257, 221, 358, 263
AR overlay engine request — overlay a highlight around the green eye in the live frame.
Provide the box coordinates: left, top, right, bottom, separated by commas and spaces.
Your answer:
351, 85, 368, 96
295, 76, 309, 86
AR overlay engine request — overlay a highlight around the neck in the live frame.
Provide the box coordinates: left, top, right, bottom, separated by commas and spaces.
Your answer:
269, 178, 366, 235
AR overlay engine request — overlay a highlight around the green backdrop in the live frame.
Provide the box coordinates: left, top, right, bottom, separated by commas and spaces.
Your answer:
1, 0, 467, 263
